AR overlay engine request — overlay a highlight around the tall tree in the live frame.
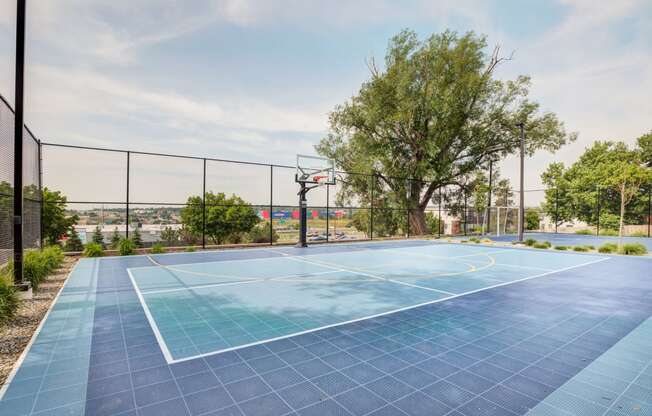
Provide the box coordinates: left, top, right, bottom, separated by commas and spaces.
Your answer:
42, 188, 78, 245
92, 226, 105, 248
317, 30, 575, 234
637, 131, 652, 166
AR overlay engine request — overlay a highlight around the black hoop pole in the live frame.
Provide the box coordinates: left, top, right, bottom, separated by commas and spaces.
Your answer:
297, 181, 308, 248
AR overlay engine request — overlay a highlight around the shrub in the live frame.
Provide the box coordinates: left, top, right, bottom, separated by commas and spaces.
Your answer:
23, 251, 49, 290
573, 246, 589, 252
184, 246, 196, 252
598, 243, 618, 253
132, 228, 144, 248
0, 275, 19, 325
150, 243, 166, 254
247, 223, 279, 244
460, 240, 469, 243
599, 229, 618, 237
584, 245, 595, 250
620, 243, 647, 255
524, 238, 537, 247
42, 245, 64, 270
469, 237, 481, 243
118, 238, 135, 256
92, 226, 105, 248
630, 231, 648, 237
575, 229, 592, 235
64, 229, 84, 252
83, 242, 104, 257
532, 242, 550, 249
554, 246, 568, 250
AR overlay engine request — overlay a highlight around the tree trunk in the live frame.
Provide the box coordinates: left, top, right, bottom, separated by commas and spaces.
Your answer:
408, 208, 429, 235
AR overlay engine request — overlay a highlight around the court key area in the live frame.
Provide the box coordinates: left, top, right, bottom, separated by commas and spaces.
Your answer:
1, 240, 652, 416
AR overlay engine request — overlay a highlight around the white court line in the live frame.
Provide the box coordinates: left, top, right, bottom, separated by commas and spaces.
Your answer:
287, 255, 457, 296
127, 268, 175, 363
162, 255, 611, 364
493, 262, 553, 272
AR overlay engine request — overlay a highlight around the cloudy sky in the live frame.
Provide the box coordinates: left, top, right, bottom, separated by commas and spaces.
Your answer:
1, 0, 651, 205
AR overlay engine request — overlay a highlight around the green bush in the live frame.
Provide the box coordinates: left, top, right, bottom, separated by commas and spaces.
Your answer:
150, 243, 166, 254
248, 223, 279, 244
83, 242, 104, 257
620, 243, 647, 255
575, 229, 592, 235
598, 243, 618, 253
64, 229, 84, 252
42, 245, 64, 270
599, 229, 618, 237
118, 238, 135, 256
0, 269, 20, 324
524, 238, 537, 247
23, 251, 49, 290
584, 245, 595, 250
184, 246, 196, 252
554, 245, 568, 250
573, 246, 589, 252
469, 237, 481, 243
532, 242, 550, 249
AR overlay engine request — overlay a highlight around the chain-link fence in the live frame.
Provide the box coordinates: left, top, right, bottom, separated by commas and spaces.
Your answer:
37, 141, 652, 250
0, 95, 42, 267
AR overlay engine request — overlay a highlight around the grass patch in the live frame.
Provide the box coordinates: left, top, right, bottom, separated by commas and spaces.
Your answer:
469, 237, 481, 243
532, 241, 551, 249
630, 231, 648, 237
599, 229, 619, 236
620, 243, 647, 255
184, 246, 196, 252
554, 246, 568, 251
575, 229, 592, 235
524, 238, 537, 247
572, 246, 589, 252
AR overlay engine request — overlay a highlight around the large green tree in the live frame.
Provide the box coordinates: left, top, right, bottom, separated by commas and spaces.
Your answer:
541, 141, 651, 232
317, 30, 575, 234
181, 192, 260, 245
42, 188, 78, 245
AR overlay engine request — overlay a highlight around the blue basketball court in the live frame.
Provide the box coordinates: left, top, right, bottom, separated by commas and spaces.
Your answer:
1, 240, 651, 416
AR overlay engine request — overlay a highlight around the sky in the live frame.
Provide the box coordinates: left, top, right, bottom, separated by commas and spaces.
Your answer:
0, 0, 651, 206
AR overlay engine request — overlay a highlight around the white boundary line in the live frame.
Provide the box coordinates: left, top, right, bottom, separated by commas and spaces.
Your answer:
0, 258, 89, 400
127, 268, 175, 363
136, 255, 610, 364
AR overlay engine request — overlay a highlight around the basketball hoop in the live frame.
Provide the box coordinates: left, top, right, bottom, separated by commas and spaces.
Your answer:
312, 175, 330, 186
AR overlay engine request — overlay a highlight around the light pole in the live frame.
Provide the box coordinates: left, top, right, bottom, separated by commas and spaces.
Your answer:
516, 122, 525, 243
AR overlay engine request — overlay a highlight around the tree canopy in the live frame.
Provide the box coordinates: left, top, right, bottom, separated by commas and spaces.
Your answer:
181, 192, 260, 245
42, 188, 78, 245
541, 140, 652, 235
317, 29, 575, 234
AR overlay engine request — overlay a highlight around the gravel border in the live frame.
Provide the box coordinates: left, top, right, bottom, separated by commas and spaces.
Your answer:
0, 256, 78, 386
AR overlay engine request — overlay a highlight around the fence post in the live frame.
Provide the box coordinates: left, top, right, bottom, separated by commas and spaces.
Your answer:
38, 141, 44, 248
595, 186, 601, 236
202, 158, 206, 249
406, 208, 410, 238
647, 186, 652, 237
13, 0, 26, 285
269, 165, 274, 245
463, 187, 468, 236
370, 175, 375, 240
125, 151, 130, 239
438, 188, 442, 237
326, 182, 329, 243
554, 187, 559, 233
